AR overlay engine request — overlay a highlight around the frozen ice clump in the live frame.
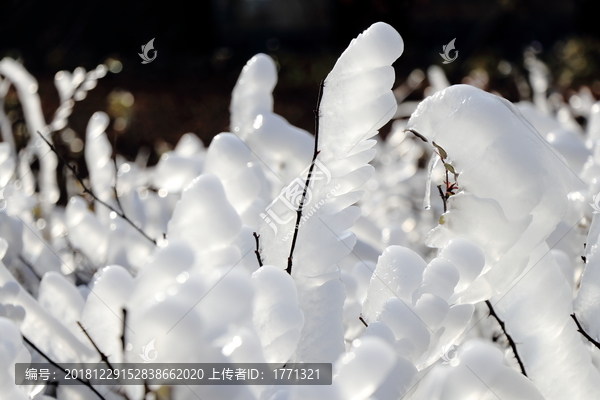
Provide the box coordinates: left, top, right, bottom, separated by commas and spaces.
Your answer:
37, 272, 85, 337
152, 133, 205, 193
65, 196, 109, 267
252, 265, 304, 364
408, 84, 574, 301
81, 265, 134, 363
575, 220, 600, 341
251, 265, 304, 363
498, 244, 600, 399
362, 243, 476, 369
167, 173, 242, 270
84, 112, 114, 202
362, 246, 426, 320
332, 337, 397, 400
231, 53, 277, 138
0, 317, 30, 400
203, 133, 270, 228
438, 238, 485, 295
411, 340, 545, 400
0, 143, 15, 188
231, 53, 313, 192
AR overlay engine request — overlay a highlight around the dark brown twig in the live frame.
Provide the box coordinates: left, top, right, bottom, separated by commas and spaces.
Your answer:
287, 80, 324, 275
437, 185, 447, 213
18, 255, 41, 281
121, 308, 128, 353
571, 313, 600, 350
22, 335, 107, 400
252, 232, 263, 267
403, 129, 428, 142
78, 320, 132, 400
486, 300, 527, 377
359, 315, 368, 327
77, 321, 116, 371
112, 163, 124, 215
36, 131, 156, 245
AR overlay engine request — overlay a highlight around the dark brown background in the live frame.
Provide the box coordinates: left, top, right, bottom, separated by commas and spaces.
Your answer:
1, 0, 599, 165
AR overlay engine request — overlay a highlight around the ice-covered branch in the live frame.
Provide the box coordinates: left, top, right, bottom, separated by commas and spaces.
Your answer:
287, 81, 324, 275
36, 131, 157, 246
571, 313, 600, 350
21, 335, 107, 400
486, 300, 527, 376
253, 232, 263, 267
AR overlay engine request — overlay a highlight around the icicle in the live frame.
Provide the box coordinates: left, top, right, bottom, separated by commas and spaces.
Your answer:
423, 151, 438, 210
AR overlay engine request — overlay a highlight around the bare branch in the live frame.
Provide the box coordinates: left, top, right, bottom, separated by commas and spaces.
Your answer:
18, 255, 41, 281
36, 131, 157, 246
403, 128, 428, 142
437, 185, 447, 213
121, 308, 128, 353
359, 315, 368, 327
253, 232, 263, 267
287, 80, 324, 275
22, 335, 107, 400
571, 313, 600, 350
486, 300, 527, 377
77, 321, 116, 371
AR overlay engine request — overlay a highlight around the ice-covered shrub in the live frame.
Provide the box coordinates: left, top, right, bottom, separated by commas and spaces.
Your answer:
1, 19, 600, 400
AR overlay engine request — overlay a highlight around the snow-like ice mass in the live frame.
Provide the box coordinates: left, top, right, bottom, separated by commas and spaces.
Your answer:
2, 19, 600, 400
408, 84, 575, 302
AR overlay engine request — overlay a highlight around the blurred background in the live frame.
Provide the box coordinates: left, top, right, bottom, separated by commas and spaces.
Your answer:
1, 0, 599, 164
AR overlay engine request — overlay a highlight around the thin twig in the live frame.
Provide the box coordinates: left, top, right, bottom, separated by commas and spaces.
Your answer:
22, 335, 107, 400
287, 80, 324, 275
571, 313, 600, 350
36, 131, 156, 245
121, 308, 128, 353
18, 255, 41, 281
437, 185, 447, 213
78, 320, 133, 400
112, 166, 124, 215
111, 132, 125, 214
359, 315, 368, 327
252, 232, 263, 267
77, 321, 116, 371
486, 300, 527, 377
403, 129, 428, 142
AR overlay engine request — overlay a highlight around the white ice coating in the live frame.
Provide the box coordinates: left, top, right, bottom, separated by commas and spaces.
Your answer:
65, 196, 109, 267
152, 133, 205, 193
167, 173, 245, 272
0, 58, 59, 208
362, 241, 476, 370
496, 244, 600, 399
411, 340, 545, 400
203, 133, 270, 229
81, 265, 134, 364
0, 259, 96, 364
258, 22, 403, 363
0, 317, 30, 400
575, 212, 600, 341
408, 84, 574, 302
84, 112, 114, 202
251, 265, 304, 363
230, 53, 314, 193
